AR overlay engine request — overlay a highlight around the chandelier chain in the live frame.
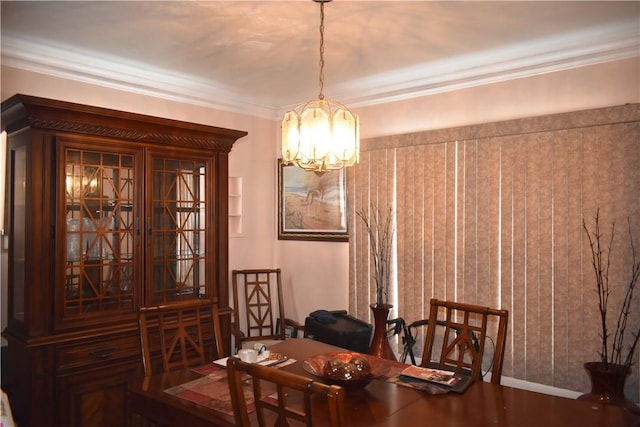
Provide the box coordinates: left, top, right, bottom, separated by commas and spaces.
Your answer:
318, 2, 325, 100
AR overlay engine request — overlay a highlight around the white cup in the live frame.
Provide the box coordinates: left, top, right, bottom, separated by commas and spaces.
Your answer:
253, 343, 267, 353
238, 349, 258, 363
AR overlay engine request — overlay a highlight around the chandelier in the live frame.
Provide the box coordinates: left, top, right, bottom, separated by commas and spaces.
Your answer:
281, 0, 360, 174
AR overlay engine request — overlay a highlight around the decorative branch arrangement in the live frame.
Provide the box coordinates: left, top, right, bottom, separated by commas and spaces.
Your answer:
357, 204, 394, 306
583, 209, 640, 370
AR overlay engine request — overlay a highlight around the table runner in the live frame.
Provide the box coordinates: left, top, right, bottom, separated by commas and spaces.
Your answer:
164, 357, 452, 416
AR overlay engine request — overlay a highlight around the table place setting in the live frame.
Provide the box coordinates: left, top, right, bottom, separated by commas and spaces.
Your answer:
163, 346, 297, 415
212, 349, 296, 369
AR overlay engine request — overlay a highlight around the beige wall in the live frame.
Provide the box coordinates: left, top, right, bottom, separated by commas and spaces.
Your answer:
1, 56, 639, 335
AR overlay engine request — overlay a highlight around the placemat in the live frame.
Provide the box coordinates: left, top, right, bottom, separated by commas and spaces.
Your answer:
164, 359, 296, 416
164, 364, 255, 416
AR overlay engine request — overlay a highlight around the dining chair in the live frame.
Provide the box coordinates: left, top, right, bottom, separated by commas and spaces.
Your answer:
420, 298, 509, 384
231, 269, 304, 353
226, 356, 346, 427
138, 298, 225, 376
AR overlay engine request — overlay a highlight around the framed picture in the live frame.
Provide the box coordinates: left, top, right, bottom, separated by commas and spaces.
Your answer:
278, 159, 348, 241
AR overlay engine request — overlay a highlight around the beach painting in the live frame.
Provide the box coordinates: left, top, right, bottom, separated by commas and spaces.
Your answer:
278, 159, 348, 241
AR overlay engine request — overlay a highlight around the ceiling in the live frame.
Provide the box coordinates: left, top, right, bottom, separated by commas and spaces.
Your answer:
1, 1, 638, 119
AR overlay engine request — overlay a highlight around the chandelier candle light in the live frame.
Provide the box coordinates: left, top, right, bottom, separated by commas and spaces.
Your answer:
281, 0, 360, 174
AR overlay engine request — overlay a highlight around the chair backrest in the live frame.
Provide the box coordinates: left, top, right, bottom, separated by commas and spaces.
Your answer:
420, 298, 508, 384
226, 356, 345, 427
231, 269, 292, 350
138, 298, 224, 376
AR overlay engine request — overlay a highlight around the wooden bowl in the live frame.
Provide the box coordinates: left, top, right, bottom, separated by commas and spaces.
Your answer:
302, 352, 390, 388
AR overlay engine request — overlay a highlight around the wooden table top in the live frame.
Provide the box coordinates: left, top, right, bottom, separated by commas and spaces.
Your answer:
127, 338, 640, 427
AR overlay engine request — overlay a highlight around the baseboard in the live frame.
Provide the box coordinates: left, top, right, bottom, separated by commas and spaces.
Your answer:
497, 375, 582, 399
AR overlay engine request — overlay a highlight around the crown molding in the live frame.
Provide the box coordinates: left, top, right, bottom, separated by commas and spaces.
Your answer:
333, 21, 639, 109
3, 21, 638, 121
1, 36, 278, 119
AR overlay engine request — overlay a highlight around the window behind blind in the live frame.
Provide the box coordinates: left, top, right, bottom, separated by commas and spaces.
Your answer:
348, 104, 640, 400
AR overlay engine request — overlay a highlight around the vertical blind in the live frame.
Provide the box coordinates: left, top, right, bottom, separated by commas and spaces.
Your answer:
348, 104, 640, 399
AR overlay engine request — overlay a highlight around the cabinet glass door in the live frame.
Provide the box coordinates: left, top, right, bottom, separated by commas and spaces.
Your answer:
64, 148, 135, 316
149, 156, 207, 304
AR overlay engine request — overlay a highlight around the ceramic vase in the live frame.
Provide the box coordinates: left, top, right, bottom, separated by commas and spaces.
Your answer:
577, 361, 640, 415
368, 303, 397, 361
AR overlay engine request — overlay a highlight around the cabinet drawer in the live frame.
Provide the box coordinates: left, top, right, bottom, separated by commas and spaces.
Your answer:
57, 334, 141, 371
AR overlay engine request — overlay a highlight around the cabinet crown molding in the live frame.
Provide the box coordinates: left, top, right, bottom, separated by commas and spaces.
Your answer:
2, 93, 248, 151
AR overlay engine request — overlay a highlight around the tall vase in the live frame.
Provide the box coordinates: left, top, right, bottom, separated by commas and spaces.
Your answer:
577, 362, 640, 415
368, 303, 396, 361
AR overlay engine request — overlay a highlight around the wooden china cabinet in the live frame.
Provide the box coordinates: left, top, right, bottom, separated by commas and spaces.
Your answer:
1, 94, 247, 427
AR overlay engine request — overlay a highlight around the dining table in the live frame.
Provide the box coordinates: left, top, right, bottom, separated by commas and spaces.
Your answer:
127, 338, 640, 427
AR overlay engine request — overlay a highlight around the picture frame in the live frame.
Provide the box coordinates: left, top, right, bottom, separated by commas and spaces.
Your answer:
277, 159, 348, 241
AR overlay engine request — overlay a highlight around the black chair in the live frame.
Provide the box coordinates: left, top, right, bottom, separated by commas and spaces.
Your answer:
304, 310, 372, 353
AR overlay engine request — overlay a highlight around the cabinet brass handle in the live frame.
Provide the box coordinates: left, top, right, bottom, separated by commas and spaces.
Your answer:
89, 346, 118, 359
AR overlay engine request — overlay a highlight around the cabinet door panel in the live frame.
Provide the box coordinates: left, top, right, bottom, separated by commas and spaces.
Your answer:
59, 140, 141, 326
58, 360, 141, 427
8, 138, 27, 325
148, 154, 209, 304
